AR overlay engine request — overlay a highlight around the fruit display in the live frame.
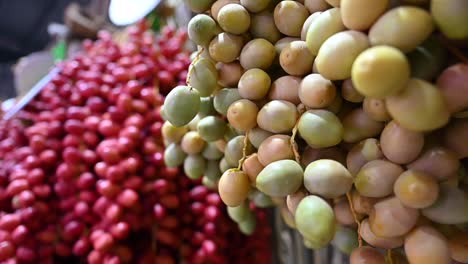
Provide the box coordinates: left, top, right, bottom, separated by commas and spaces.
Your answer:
0, 21, 271, 264
163, 0, 468, 263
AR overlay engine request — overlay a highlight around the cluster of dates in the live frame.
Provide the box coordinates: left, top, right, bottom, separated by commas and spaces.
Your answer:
163, 0, 468, 263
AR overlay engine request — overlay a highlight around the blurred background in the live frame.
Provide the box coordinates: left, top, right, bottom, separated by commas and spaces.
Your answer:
0, 0, 192, 104
0, 0, 96, 100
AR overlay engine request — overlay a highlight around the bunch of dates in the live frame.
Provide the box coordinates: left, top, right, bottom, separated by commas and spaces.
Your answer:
162, 0, 468, 263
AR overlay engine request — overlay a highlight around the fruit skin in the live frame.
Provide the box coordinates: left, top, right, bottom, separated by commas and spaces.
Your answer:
301, 12, 322, 41
299, 73, 337, 109
227, 202, 250, 223
422, 185, 468, 224
351, 190, 381, 215
257, 100, 298, 133
359, 219, 404, 249
407, 146, 460, 181
437, 63, 468, 113
404, 226, 451, 264
250, 190, 274, 208
352, 45, 410, 99
342, 108, 384, 144
305, 8, 345, 56
209, 33, 244, 63
247, 127, 273, 149
346, 138, 384, 176
363, 98, 391, 122
350, 246, 386, 264
226, 99, 259, 132
242, 154, 264, 185
238, 68, 271, 100
199, 96, 217, 117
274, 1, 309, 37
393, 170, 439, 209
380, 121, 424, 164
217, 61, 244, 87
218, 169, 251, 207
183, 155, 206, 180
224, 135, 254, 167
163, 86, 200, 127
240, 0, 270, 13
211, 0, 240, 20
341, 79, 363, 103
369, 6, 435, 52
257, 135, 294, 166
298, 110, 343, 148
333, 199, 355, 226
386, 78, 450, 132
213, 88, 242, 116
294, 195, 336, 249
275, 37, 301, 56
188, 58, 218, 97
304, 0, 329, 13
281, 205, 297, 229
286, 189, 307, 216
187, 0, 215, 13
256, 160, 303, 197
431, 0, 468, 40
250, 11, 281, 44
303, 159, 353, 199
443, 119, 468, 159
162, 121, 188, 144
315, 30, 370, 81
181, 131, 206, 154
448, 232, 468, 263
354, 160, 403, 198
279, 41, 315, 76
268, 75, 302, 105
197, 116, 226, 142
325, 0, 340, 7
217, 4, 251, 35
331, 225, 359, 254
240, 38, 277, 70
238, 213, 257, 235
369, 196, 420, 238
188, 14, 217, 46
205, 159, 222, 181
340, 0, 389, 30
164, 143, 187, 168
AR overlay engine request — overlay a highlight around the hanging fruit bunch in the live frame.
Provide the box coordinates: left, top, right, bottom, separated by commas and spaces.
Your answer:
162, 0, 468, 263
0, 21, 271, 264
